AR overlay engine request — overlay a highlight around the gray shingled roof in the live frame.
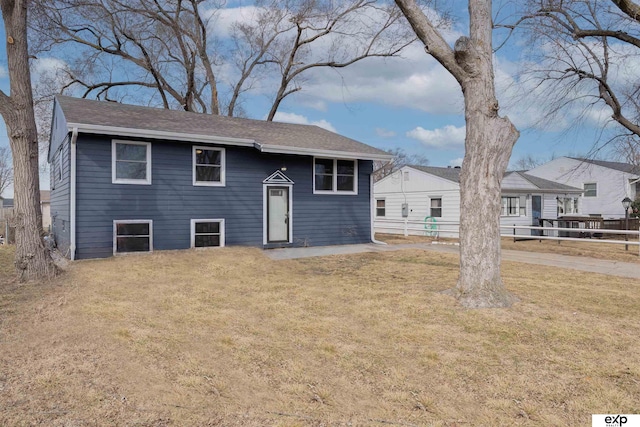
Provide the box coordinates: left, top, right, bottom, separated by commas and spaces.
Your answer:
408, 166, 581, 192
570, 157, 640, 175
515, 172, 582, 192
408, 165, 461, 183
55, 96, 390, 159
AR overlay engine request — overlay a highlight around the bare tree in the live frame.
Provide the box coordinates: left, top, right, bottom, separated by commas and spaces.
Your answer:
373, 148, 429, 181
30, 0, 414, 119
510, 154, 545, 171
30, 0, 221, 113
0, 147, 13, 196
395, 0, 519, 308
613, 135, 640, 166
501, 0, 640, 146
261, 0, 416, 120
0, 0, 57, 280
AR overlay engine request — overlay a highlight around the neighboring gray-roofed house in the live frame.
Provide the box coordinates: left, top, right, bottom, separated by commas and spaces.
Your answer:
48, 96, 392, 260
373, 165, 582, 238
527, 157, 639, 218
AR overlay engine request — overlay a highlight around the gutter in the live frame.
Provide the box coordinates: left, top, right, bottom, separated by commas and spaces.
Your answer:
67, 123, 394, 162
67, 123, 256, 147
370, 164, 388, 245
258, 143, 393, 162
70, 127, 78, 260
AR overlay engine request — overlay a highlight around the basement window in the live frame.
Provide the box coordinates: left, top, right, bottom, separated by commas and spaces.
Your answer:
113, 220, 152, 254
191, 219, 225, 248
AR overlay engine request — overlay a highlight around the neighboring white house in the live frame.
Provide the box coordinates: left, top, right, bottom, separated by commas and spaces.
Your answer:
527, 157, 639, 219
373, 165, 583, 237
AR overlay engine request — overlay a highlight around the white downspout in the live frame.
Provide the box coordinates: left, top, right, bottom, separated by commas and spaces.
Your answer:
70, 128, 78, 260
370, 168, 387, 245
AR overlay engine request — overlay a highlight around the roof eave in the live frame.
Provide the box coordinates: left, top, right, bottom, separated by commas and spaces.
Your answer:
256, 143, 393, 161
501, 188, 583, 194
67, 123, 257, 147
67, 123, 392, 161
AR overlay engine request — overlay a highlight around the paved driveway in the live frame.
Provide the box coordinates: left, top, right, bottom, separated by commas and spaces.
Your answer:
265, 242, 640, 279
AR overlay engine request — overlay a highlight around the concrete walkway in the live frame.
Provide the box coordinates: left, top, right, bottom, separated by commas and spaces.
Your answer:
265, 242, 640, 279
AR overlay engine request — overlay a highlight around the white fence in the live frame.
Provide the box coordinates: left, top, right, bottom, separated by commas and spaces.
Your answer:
374, 218, 640, 254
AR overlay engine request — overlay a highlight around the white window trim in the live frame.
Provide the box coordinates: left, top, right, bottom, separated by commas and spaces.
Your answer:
430, 197, 443, 218
112, 140, 152, 185
313, 157, 358, 195
113, 219, 153, 255
583, 182, 597, 197
193, 146, 226, 187
190, 218, 225, 248
501, 196, 520, 217
375, 198, 386, 217
57, 149, 63, 183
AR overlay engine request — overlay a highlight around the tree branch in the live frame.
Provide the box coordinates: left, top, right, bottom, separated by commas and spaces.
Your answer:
394, 0, 466, 86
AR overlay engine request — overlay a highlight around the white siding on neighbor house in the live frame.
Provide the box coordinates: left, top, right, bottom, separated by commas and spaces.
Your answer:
374, 168, 461, 237
528, 157, 638, 218
500, 194, 530, 230
502, 173, 537, 190
375, 167, 577, 238
542, 194, 558, 219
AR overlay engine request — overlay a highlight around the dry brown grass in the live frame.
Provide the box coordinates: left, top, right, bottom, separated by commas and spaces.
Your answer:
376, 233, 640, 263
1, 244, 639, 426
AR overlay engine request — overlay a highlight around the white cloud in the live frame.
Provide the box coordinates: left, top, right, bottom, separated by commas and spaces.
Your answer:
407, 125, 465, 149
375, 128, 396, 138
301, 43, 464, 114
0, 65, 7, 79
272, 111, 337, 133
448, 157, 463, 167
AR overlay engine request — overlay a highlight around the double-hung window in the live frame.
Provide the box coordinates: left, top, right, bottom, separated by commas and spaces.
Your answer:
193, 146, 225, 186
113, 220, 152, 254
191, 219, 225, 248
112, 140, 151, 184
376, 199, 386, 217
314, 158, 357, 194
430, 198, 442, 217
584, 183, 597, 197
501, 196, 519, 216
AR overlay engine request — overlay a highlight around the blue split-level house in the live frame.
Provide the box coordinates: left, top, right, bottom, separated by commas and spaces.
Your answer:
48, 96, 392, 260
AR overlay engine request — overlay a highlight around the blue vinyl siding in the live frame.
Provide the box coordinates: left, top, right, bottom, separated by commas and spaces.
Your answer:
50, 135, 71, 255
74, 134, 372, 259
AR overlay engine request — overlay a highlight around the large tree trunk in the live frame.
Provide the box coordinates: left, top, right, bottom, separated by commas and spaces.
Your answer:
1, 0, 57, 281
394, 0, 519, 308
455, 114, 518, 308
453, 2, 519, 307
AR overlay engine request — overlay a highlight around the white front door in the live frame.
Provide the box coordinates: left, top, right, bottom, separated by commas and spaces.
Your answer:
267, 186, 289, 242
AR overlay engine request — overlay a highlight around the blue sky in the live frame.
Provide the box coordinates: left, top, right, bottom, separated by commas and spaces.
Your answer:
0, 1, 625, 197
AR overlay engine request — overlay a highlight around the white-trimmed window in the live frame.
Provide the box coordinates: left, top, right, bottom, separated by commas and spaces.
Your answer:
376, 199, 386, 217
191, 219, 225, 248
557, 197, 579, 216
313, 158, 357, 194
501, 196, 519, 216
430, 198, 442, 217
57, 150, 63, 183
112, 140, 151, 184
584, 183, 597, 197
193, 146, 225, 186
113, 220, 153, 254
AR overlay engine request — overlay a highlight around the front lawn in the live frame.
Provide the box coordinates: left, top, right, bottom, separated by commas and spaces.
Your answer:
0, 245, 638, 426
